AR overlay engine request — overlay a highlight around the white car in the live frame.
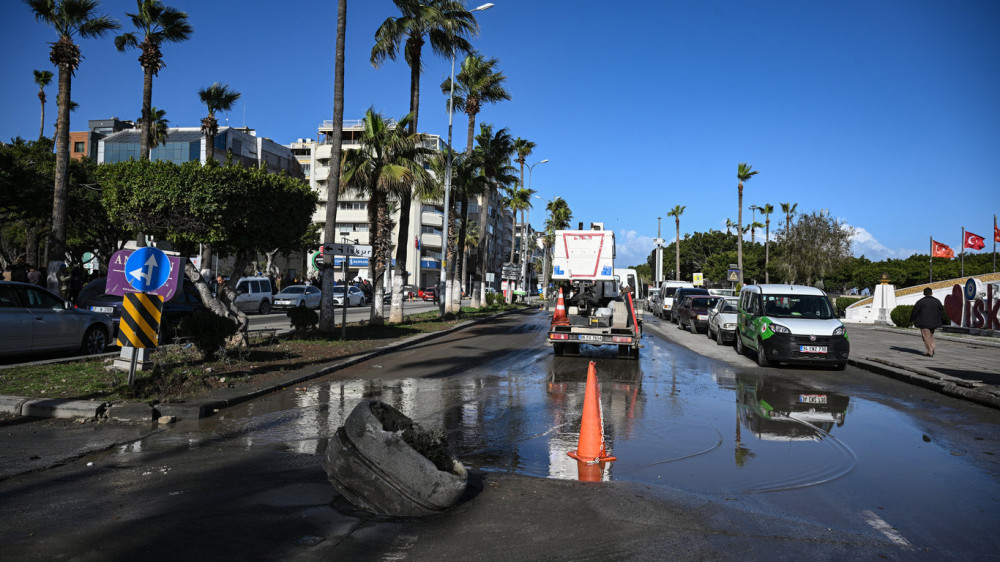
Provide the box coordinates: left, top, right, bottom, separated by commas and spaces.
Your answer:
706, 296, 739, 345
234, 276, 274, 314
331, 285, 365, 307
272, 284, 322, 310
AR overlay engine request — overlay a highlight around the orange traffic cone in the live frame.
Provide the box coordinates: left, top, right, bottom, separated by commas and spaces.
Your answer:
568, 361, 617, 464
576, 459, 605, 482
551, 287, 569, 326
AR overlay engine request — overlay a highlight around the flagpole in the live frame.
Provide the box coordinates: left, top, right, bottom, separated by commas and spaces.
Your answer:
929, 236, 933, 283
994, 214, 997, 273
961, 227, 965, 278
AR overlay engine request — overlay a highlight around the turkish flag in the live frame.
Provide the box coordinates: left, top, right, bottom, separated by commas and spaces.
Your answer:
995, 223, 1000, 243
932, 240, 954, 258
964, 231, 986, 250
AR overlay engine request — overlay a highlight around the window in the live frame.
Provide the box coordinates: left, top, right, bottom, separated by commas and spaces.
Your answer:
73, 141, 85, 153
338, 201, 367, 211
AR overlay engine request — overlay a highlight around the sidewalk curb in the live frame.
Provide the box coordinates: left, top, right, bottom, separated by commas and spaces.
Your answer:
1, 307, 534, 421
849, 356, 1000, 410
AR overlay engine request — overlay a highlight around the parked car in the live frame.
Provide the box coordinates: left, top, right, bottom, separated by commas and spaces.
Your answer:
421, 287, 438, 302
735, 284, 849, 369
669, 287, 710, 323
645, 288, 660, 312
675, 295, 723, 333
657, 281, 694, 319
76, 276, 209, 343
707, 296, 739, 345
272, 284, 322, 310
331, 285, 365, 307
234, 276, 274, 314
0, 281, 114, 357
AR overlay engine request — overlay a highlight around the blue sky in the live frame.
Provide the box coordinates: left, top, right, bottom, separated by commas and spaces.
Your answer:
3, 0, 998, 268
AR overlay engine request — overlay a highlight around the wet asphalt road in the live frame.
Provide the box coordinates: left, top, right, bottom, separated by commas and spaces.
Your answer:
1, 308, 999, 559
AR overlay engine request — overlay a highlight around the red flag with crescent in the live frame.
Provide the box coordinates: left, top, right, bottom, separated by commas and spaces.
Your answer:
964, 231, 985, 250
932, 240, 954, 258
994, 223, 1000, 243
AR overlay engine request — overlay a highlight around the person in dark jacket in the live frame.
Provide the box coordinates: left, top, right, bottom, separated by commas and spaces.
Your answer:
911, 288, 945, 357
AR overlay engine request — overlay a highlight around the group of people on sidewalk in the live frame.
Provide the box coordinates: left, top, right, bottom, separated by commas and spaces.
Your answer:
3, 257, 89, 304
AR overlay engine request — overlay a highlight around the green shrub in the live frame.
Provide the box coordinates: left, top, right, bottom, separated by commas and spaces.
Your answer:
179, 311, 237, 361
287, 305, 319, 332
485, 292, 496, 307
890, 305, 913, 328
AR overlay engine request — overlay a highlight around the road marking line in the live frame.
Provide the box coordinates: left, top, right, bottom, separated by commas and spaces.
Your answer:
862, 510, 914, 549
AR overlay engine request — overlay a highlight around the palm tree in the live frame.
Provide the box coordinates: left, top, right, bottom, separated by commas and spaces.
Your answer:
136, 106, 169, 149
511, 137, 536, 261
33, 70, 54, 139
542, 196, 572, 299
371, 0, 478, 322
667, 205, 685, 281
780, 201, 797, 242
725, 218, 737, 236
736, 162, 758, 285
511, 187, 533, 264
469, 124, 516, 307
27, 0, 119, 292
340, 108, 432, 325
319, 0, 346, 333
762, 203, 774, 283
197, 82, 240, 163
462, 220, 479, 298
114, 0, 191, 161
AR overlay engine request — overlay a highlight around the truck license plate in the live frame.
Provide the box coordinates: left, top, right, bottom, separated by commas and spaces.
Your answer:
578, 335, 603, 342
798, 394, 828, 404
799, 345, 827, 354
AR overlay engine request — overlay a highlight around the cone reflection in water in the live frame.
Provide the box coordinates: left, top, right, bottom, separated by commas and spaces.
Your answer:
568, 361, 617, 464
551, 287, 569, 326
576, 460, 604, 482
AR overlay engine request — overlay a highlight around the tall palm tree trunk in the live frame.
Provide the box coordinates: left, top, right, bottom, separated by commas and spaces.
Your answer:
38, 92, 46, 140
765, 220, 770, 283
675, 219, 681, 281
47, 62, 71, 293
320, 0, 346, 333
737, 184, 744, 285
140, 66, 153, 160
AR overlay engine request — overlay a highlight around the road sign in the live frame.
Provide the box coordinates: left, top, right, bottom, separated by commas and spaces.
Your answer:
117, 293, 163, 349
107, 249, 182, 300
693, 272, 703, 286
323, 243, 373, 257
124, 247, 171, 292
727, 269, 740, 282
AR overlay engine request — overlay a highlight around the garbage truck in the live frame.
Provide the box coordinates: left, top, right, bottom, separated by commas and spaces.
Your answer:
547, 223, 642, 358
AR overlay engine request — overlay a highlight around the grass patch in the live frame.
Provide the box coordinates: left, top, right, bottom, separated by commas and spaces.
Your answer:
0, 303, 526, 404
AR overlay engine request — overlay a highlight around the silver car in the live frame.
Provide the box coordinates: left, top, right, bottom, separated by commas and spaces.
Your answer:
0, 281, 114, 357
331, 285, 365, 307
272, 285, 322, 310
707, 296, 739, 346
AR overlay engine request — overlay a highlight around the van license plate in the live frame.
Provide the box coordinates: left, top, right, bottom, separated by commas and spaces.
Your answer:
799, 394, 828, 404
799, 345, 827, 353
578, 335, 603, 342
91, 306, 115, 314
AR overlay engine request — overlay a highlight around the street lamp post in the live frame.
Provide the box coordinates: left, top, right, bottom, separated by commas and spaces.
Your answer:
521, 159, 548, 300
749, 204, 759, 244
440, 2, 493, 314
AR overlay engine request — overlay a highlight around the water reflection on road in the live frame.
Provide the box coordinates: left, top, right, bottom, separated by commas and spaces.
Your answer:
172, 331, 871, 495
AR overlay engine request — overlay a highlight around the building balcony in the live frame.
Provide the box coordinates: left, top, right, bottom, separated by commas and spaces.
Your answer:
421, 211, 443, 228
420, 233, 442, 249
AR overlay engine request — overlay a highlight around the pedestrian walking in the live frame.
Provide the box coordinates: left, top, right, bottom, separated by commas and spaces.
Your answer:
911, 287, 945, 357
26, 265, 43, 286
10, 258, 29, 283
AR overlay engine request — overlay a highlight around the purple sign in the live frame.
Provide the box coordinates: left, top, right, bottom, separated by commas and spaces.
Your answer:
106, 249, 183, 300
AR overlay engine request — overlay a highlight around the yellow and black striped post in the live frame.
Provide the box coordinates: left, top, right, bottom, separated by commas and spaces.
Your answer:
118, 293, 163, 349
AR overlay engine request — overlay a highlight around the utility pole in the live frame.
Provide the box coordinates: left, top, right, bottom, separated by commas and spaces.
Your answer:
654, 217, 664, 286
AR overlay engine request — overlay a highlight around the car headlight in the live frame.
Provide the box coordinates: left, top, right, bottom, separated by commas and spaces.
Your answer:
723, 323, 735, 330
833, 325, 846, 336
770, 323, 790, 334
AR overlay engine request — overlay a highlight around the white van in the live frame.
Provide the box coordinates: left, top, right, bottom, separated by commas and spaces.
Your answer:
235, 276, 274, 314
614, 268, 640, 303
734, 284, 849, 369
657, 280, 694, 319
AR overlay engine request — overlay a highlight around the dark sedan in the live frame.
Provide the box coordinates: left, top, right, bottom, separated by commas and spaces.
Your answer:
675, 295, 723, 334
76, 276, 208, 343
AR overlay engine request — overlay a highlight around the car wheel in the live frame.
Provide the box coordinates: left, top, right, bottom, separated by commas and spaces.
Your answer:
715, 330, 726, 346
259, 299, 272, 315
735, 332, 745, 356
756, 337, 772, 367
81, 325, 108, 355
833, 361, 847, 371
689, 321, 698, 334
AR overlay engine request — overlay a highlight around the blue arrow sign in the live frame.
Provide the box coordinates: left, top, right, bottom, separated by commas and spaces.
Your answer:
125, 247, 171, 292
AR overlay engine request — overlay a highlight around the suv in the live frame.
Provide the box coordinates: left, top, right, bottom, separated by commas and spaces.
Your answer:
234, 276, 274, 314
734, 284, 849, 369
670, 287, 709, 323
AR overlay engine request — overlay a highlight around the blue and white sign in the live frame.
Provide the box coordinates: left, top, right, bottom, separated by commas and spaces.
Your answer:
125, 247, 171, 292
